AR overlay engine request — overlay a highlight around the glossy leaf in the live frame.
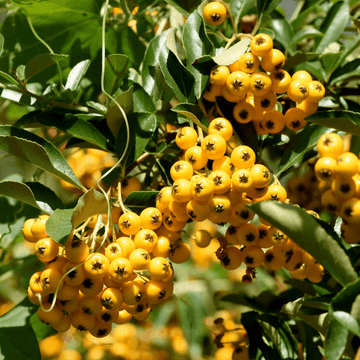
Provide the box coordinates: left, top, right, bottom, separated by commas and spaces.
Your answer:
104, 54, 130, 95
331, 35, 360, 75
289, 28, 324, 46
325, 317, 348, 360
330, 59, 360, 85
321, 53, 342, 80
183, 9, 214, 99
314, 1, 350, 54
106, 86, 134, 138
142, 31, 169, 96
132, 83, 156, 113
277, 124, 331, 177
124, 191, 159, 210
291, 0, 324, 30
0, 180, 63, 214
0, 87, 40, 108
0, 125, 85, 190
46, 208, 74, 244
25, 53, 68, 83
257, 0, 282, 24
172, 103, 208, 132
281, 297, 329, 336
248, 201, 358, 286
271, 16, 294, 53
332, 311, 360, 337
65, 59, 91, 91
0, 71, 19, 86
30, 111, 110, 151
163, 0, 190, 17
230, 0, 254, 30
283, 53, 319, 73
159, 29, 195, 103
72, 188, 109, 228
306, 110, 360, 137
212, 38, 250, 66
0, 298, 41, 360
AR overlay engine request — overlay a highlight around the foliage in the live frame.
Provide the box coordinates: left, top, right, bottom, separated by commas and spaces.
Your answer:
0, 0, 360, 359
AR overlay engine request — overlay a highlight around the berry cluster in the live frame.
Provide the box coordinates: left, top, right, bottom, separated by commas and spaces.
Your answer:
315, 132, 360, 244
166, 119, 325, 283
203, 33, 325, 134
23, 209, 175, 338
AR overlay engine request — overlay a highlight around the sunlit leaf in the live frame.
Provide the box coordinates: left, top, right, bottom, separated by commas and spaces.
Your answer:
25, 53, 68, 83
306, 110, 360, 137
0, 125, 84, 189
46, 208, 73, 244
65, 59, 91, 91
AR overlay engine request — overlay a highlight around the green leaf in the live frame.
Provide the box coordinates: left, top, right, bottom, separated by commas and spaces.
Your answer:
325, 317, 348, 360
117, 112, 157, 165
72, 188, 108, 228
24, 53, 68, 83
46, 208, 73, 244
257, 0, 282, 25
230, 0, 254, 30
306, 110, 360, 138
124, 191, 159, 211
248, 202, 358, 286
0, 180, 63, 213
16, 65, 26, 82
257, 314, 299, 359
33, 111, 110, 151
330, 35, 360, 76
314, 1, 350, 54
159, 29, 195, 103
332, 311, 360, 337
291, 0, 324, 30
142, 31, 169, 97
132, 83, 156, 113
0, 125, 85, 190
289, 28, 324, 47
86, 101, 106, 113
163, 0, 190, 17
321, 53, 343, 80
0, 71, 19, 86
212, 38, 250, 66
106, 86, 134, 138
183, 9, 214, 99
171, 103, 208, 132
115, 27, 146, 70
271, 16, 294, 53
330, 59, 360, 85
104, 54, 130, 95
0, 33, 4, 57
282, 297, 329, 336
65, 59, 91, 91
277, 124, 330, 177
283, 53, 320, 73
0, 298, 41, 360
0, 87, 40, 108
